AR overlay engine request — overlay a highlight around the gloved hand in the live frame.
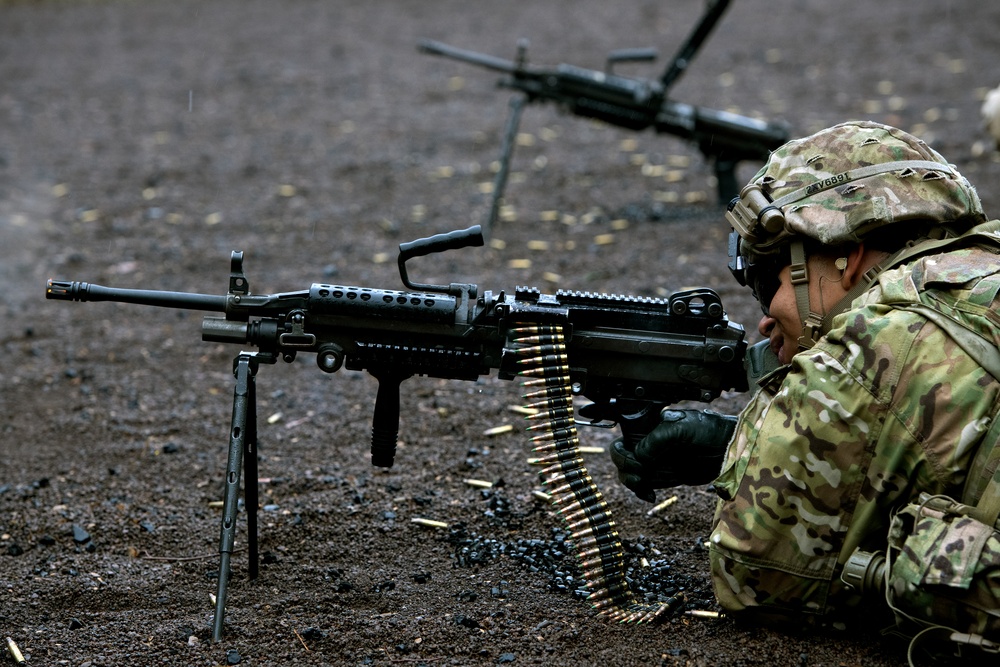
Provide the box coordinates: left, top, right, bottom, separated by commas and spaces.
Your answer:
610, 409, 738, 502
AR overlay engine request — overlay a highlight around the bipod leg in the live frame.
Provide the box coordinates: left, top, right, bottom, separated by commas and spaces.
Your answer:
212, 352, 260, 642
484, 94, 526, 239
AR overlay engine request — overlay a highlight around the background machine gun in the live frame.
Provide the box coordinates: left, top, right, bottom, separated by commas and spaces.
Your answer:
419, 0, 789, 234
47, 226, 748, 638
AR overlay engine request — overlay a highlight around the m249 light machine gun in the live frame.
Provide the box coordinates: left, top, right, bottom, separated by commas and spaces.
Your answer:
418, 0, 789, 233
47, 226, 747, 639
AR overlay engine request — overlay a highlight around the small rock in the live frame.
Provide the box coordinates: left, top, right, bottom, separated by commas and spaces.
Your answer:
69, 617, 84, 630
498, 653, 516, 664
226, 648, 241, 664
72, 524, 91, 544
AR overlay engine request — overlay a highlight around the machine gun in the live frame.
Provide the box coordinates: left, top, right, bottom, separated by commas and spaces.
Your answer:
46, 225, 748, 638
418, 0, 789, 232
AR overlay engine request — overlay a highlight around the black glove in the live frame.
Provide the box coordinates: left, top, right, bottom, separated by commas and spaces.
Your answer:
610, 409, 738, 502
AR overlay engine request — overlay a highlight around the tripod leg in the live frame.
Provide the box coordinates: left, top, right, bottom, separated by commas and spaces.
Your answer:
212, 352, 258, 642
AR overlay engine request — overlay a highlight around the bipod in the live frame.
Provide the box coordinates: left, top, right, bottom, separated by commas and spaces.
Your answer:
483, 94, 525, 240
211, 351, 261, 642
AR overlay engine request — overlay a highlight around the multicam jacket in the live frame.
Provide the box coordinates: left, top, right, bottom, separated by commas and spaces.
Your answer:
708, 221, 1000, 618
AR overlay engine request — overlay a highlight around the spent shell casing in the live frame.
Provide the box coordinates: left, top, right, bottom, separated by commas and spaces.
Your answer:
410, 517, 449, 529
532, 490, 552, 502
646, 495, 679, 516
6, 637, 25, 664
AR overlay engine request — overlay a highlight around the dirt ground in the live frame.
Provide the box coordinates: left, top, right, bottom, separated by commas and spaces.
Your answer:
2, 0, 1000, 665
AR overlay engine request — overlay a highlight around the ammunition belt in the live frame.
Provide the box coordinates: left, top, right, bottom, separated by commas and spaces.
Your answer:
512, 323, 682, 623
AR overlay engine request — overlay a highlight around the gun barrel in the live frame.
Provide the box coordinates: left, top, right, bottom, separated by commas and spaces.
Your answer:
656, 101, 789, 160
46, 279, 227, 312
418, 39, 518, 75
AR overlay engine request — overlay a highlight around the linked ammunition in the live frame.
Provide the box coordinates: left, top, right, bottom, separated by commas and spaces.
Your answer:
516, 353, 569, 367
566, 509, 614, 532
570, 528, 621, 550
538, 458, 586, 479
510, 333, 564, 345
522, 375, 572, 389
561, 500, 610, 524
525, 406, 572, 422
569, 519, 617, 541
530, 439, 580, 454
529, 427, 577, 442
528, 448, 583, 467
545, 474, 596, 498
576, 541, 623, 562
580, 554, 626, 573
524, 395, 573, 412
522, 386, 573, 402
525, 416, 575, 432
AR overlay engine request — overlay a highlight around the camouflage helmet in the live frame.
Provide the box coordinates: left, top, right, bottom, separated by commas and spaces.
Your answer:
727, 120, 985, 262
725, 121, 986, 353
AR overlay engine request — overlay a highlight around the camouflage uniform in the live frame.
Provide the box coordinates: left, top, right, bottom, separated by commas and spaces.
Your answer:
709, 234, 1000, 615
713, 121, 1000, 619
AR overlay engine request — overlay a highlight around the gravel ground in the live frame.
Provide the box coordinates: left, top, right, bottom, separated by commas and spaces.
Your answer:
2, 1, 999, 665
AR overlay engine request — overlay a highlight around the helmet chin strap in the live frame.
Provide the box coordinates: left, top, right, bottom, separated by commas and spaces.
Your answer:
791, 243, 905, 354
789, 240, 826, 352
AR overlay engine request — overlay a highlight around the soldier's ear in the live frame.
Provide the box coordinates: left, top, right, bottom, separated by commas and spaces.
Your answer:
840, 243, 872, 289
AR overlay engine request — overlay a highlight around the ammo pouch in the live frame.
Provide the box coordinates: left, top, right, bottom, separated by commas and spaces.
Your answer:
883, 494, 1000, 639
843, 493, 1000, 662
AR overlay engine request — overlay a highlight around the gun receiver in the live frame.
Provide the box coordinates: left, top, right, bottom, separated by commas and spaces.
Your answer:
418, 0, 789, 226
47, 225, 748, 638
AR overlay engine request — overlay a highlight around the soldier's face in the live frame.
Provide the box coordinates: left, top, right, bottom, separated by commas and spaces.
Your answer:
757, 254, 848, 365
